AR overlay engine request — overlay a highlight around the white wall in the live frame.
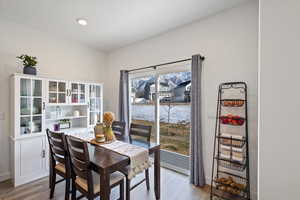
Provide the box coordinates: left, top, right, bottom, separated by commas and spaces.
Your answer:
106, 1, 258, 199
0, 18, 107, 181
260, 0, 300, 199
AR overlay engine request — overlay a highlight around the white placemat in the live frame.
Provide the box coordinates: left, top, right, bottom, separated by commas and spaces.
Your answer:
68, 131, 151, 179
101, 140, 151, 179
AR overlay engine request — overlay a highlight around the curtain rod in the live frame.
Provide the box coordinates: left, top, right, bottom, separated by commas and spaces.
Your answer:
126, 55, 205, 73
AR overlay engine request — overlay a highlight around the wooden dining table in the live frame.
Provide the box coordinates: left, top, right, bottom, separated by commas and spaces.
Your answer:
78, 134, 161, 200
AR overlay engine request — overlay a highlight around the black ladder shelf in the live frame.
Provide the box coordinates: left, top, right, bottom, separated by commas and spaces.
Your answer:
210, 82, 250, 200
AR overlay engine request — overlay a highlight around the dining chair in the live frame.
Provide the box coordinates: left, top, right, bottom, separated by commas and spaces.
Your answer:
65, 135, 125, 200
112, 121, 126, 139
46, 129, 71, 200
123, 123, 152, 200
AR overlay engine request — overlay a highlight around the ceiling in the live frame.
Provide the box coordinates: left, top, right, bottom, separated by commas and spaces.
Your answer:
0, 0, 249, 52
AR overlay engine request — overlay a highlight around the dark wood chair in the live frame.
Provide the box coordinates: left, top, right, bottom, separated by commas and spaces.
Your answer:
46, 129, 71, 200
112, 121, 126, 139
123, 123, 152, 200
65, 135, 125, 200
129, 123, 152, 142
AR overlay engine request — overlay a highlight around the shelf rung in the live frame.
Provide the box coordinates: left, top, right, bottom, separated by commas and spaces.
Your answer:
220, 99, 246, 101
217, 136, 245, 142
214, 157, 245, 165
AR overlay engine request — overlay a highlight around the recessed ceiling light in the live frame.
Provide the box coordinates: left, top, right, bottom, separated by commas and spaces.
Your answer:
76, 18, 88, 26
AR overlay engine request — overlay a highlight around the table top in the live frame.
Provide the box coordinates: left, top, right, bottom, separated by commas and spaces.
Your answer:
80, 135, 160, 172
88, 144, 129, 172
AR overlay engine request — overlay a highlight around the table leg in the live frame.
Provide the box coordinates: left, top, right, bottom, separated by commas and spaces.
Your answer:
100, 170, 111, 200
154, 148, 161, 200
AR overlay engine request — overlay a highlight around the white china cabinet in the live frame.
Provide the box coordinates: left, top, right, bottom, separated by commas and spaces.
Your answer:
11, 74, 103, 186
11, 74, 48, 186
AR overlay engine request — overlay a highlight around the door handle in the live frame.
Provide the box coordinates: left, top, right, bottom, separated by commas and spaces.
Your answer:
43, 102, 45, 110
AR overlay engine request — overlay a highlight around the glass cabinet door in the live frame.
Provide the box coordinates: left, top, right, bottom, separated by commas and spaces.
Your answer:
58, 82, 67, 103
20, 78, 43, 135
71, 83, 86, 104
79, 84, 85, 103
48, 80, 67, 104
71, 83, 78, 103
20, 78, 32, 135
48, 81, 57, 103
20, 78, 31, 97
89, 85, 102, 126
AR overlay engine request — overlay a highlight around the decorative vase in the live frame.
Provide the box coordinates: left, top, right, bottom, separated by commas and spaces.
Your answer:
104, 126, 116, 141
94, 123, 103, 137
23, 66, 37, 75
94, 123, 105, 142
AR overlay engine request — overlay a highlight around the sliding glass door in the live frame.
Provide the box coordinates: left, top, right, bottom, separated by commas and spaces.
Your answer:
130, 68, 191, 171
130, 75, 156, 142
158, 72, 191, 156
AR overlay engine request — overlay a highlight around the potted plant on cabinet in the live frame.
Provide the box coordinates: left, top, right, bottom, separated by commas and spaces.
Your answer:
17, 54, 38, 75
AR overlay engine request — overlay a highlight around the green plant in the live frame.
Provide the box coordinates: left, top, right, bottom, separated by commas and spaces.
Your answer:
17, 54, 38, 68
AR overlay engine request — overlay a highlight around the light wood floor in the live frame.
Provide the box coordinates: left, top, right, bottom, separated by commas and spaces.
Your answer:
0, 168, 210, 200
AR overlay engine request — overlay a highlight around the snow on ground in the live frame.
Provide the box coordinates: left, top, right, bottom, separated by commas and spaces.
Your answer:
131, 104, 190, 123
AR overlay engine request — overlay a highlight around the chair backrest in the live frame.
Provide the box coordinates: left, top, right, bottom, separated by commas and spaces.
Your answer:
112, 121, 126, 137
46, 129, 68, 167
66, 135, 94, 192
129, 123, 152, 142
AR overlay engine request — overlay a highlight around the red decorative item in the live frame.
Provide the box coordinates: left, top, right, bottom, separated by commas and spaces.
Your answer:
220, 114, 245, 126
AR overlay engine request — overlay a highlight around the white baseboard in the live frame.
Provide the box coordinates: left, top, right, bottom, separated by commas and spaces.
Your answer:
0, 172, 11, 182
14, 173, 48, 187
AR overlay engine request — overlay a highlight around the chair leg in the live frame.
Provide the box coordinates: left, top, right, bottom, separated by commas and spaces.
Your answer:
50, 172, 56, 199
88, 193, 94, 200
87, 187, 94, 200
145, 169, 150, 191
65, 177, 70, 200
49, 169, 52, 188
71, 179, 76, 200
119, 180, 124, 200
126, 178, 131, 200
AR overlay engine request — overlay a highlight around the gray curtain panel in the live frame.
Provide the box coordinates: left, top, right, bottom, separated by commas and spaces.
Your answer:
118, 70, 130, 135
190, 54, 205, 186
